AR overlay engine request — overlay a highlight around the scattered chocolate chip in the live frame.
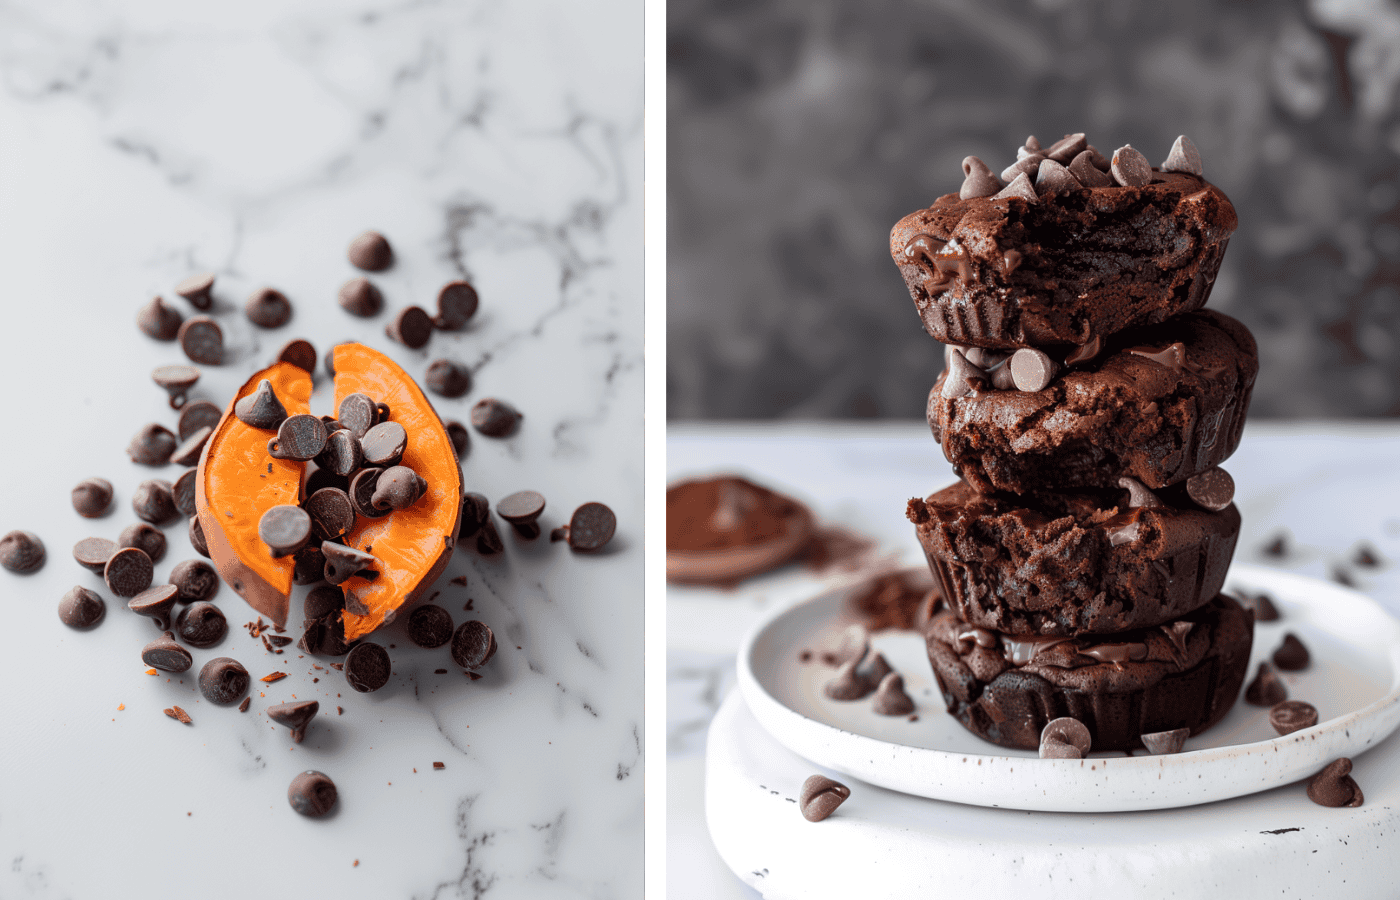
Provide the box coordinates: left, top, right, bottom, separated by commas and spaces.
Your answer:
137, 296, 183, 340
232, 380, 286, 431
832, 625, 870, 667
238, 697, 251, 713
568, 502, 616, 552
300, 611, 350, 657
304, 488, 356, 543
497, 490, 545, 539
348, 468, 391, 520
434, 280, 480, 330
799, 775, 850, 822
128, 423, 177, 466
165, 705, 192, 725
999, 154, 1043, 183
178, 601, 228, 648
1067, 149, 1113, 187
550, 525, 569, 543
322, 541, 377, 585
1355, 544, 1383, 567
132, 479, 179, 525
460, 493, 490, 537
476, 519, 505, 555
824, 651, 891, 701
370, 466, 427, 512
118, 522, 167, 563
169, 559, 219, 603
1270, 700, 1319, 736
199, 656, 249, 704
360, 421, 408, 468
872, 672, 915, 716
1273, 633, 1310, 670
59, 585, 105, 628
177, 401, 222, 442
1117, 476, 1164, 509
1039, 738, 1081, 759
267, 414, 327, 462
1034, 158, 1081, 194
174, 272, 215, 310
104, 547, 152, 598
1307, 758, 1363, 808
288, 770, 338, 817
1160, 135, 1203, 177
941, 348, 986, 399
1333, 567, 1356, 587
338, 393, 378, 441
268, 700, 320, 743
259, 505, 312, 558
178, 315, 224, 365
338, 277, 383, 317
170, 426, 212, 467
348, 230, 393, 271
451, 620, 497, 670
245, 287, 292, 328
1263, 533, 1289, 557
425, 359, 471, 398
1186, 467, 1235, 512
993, 171, 1038, 202
445, 420, 470, 459
1009, 348, 1058, 392
172, 469, 198, 518
73, 537, 116, 573
276, 338, 317, 373
1111, 145, 1152, 187
152, 364, 200, 410
958, 156, 1002, 199
315, 430, 364, 479
129, 584, 179, 629
1040, 717, 1092, 758
470, 398, 522, 437
344, 641, 392, 692
386, 306, 433, 348
1045, 132, 1087, 164
405, 605, 454, 649
1243, 592, 1281, 621
1141, 727, 1189, 755
188, 515, 210, 559
71, 478, 114, 518
305, 585, 344, 621
1245, 661, 1288, 706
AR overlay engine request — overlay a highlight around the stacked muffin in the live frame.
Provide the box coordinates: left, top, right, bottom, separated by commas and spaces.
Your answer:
893, 133, 1258, 752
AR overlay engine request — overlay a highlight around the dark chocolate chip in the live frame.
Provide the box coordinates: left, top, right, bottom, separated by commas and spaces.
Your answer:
132, 479, 178, 525
169, 559, 219, 603
470, 398, 521, 437
267, 414, 327, 462
177, 601, 228, 648
128, 423, 177, 466
450, 620, 497, 670
370, 466, 427, 512
322, 541, 377, 585
992, 171, 1038, 202
1333, 567, 1356, 587
1034, 158, 1081, 195
178, 400, 222, 442
170, 426, 212, 467
1160, 135, 1203, 177
1009, 348, 1058, 392
245, 287, 292, 328
118, 522, 167, 563
1273, 633, 1310, 670
386, 306, 433, 348
288, 770, 338, 817
445, 420, 469, 459
259, 505, 312, 557
174, 272, 215, 310
198, 656, 249, 704
292, 545, 327, 586
304, 585, 345, 621
142, 631, 191, 672
315, 430, 363, 478
434, 281, 479, 330
1270, 700, 1319, 735
999, 154, 1043, 184
104, 546, 153, 598
872, 672, 915, 716
349, 468, 391, 520
268, 699, 319, 743
304, 488, 356, 542
299, 610, 350, 657
375, 402, 391, 424
338, 277, 383, 317
476, 519, 505, 555
73, 536, 116, 573
568, 502, 616, 552
1045, 132, 1087, 164
425, 359, 471, 398
460, 492, 490, 536
128, 584, 179, 630
1243, 592, 1280, 622
360, 421, 408, 468
941, 349, 986, 399
1244, 662, 1288, 706
188, 515, 210, 559
1355, 544, 1383, 567
550, 525, 569, 542
172, 469, 198, 518
235, 379, 288, 430
178, 315, 224, 365
344, 641, 392, 692
1141, 727, 1189, 755
276, 338, 318, 373
1111, 145, 1153, 187
337, 393, 377, 441
152, 364, 200, 410
304, 466, 350, 500
798, 775, 850, 822
59, 585, 106, 628
497, 490, 545, 539
137, 296, 183, 340
1307, 758, 1363, 807
958, 156, 1001, 200
1117, 476, 1164, 509
407, 604, 454, 649
71, 478, 113, 518
824, 651, 889, 701
1186, 467, 1235, 512
1067, 150, 1113, 188
348, 230, 393, 271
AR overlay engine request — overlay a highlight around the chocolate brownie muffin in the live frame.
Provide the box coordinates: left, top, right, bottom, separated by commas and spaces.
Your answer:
909, 480, 1239, 636
925, 594, 1253, 751
929, 309, 1257, 494
890, 135, 1236, 349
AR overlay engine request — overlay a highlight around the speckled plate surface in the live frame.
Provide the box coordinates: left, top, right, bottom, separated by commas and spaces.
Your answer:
736, 563, 1400, 812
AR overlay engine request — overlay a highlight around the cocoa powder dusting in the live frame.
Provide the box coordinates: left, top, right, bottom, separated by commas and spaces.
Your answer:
667, 477, 801, 551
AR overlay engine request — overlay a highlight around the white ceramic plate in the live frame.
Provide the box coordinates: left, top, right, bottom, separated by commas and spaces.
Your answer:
736, 563, 1400, 812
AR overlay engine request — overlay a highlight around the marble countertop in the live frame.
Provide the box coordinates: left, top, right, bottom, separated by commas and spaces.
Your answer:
667, 420, 1400, 899
0, 2, 641, 897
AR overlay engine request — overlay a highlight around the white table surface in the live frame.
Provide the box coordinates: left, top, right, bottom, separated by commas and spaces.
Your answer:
667, 420, 1400, 899
0, 3, 642, 897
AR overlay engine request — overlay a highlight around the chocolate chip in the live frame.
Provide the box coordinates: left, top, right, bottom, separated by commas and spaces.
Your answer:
1273, 633, 1310, 670
349, 468, 391, 520
232, 381, 285, 432
1270, 700, 1319, 735
188, 515, 210, 559
276, 338, 318, 374
170, 426, 212, 467
1039, 738, 1081, 759
132, 479, 178, 525
386, 306, 433, 348
288, 770, 338, 817
1034, 158, 1081, 195
832, 624, 870, 667
1009, 347, 1058, 392
1063, 334, 1104, 367
104, 546, 153, 598
128, 584, 179, 630
1111, 145, 1153, 187
1160, 135, 1203, 177
304, 585, 344, 621
1141, 727, 1189, 755
73, 537, 116, 573
550, 525, 569, 542
267, 414, 327, 462
460, 492, 490, 537
1307, 758, 1363, 807
375, 401, 391, 425
128, 423, 177, 466
1085, 145, 1111, 171
174, 272, 215, 310
142, 631, 191, 672
337, 393, 378, 441
470, 398, 522, 437
999, 154, 1043, 183
348, 230, 393, 271
476, 519, 505, 555
450, 620, 497, 670
137, 296, 183, 340
568, 502, 616, 553
444, 420, 470, 460
1045, 132, 1087, 164
941, 348, 986, 399
360, 421, 408, 468
1245, 661, 1288, 706
268, 700, 319, 743
198, 656, 248, 704
959, 156, 1002, 200
259, 505, 312, 557
496, 490, 545, 539
1242, 592, 1281, 622
300, 611, 350, 657
304, 488, 355, 543
1021, 135, 1042, 153
245, 287, 292, 328
338, 277, 383, 317
824, 651, 891, 701
872, 672, 915, 716
177, 601, 228, 648
172, 469, 198, 518
1067, 149, 1113, 188
152, 364, 200, 410
435, 281, 480, 330
798, 775, 850, 822
1355, 544, 1383, 567
345, 641, 392, 692
315, 430, 364, 478
407, 604, 454, 649
993, 171, 1038, 202
71, 478, 113, 518
426, 359, 471, 398
119, 522, 167, 562
1040, 717, 1092, 758
370, 465, 427, 512
178, 400, 222, 442
59, 586, 105, 628
1117, 476, 1164, 509
1186, 467, 1235, 512
169, 559, 219, 603
1333, 566, 1356, 587
322, 541, 378, 585
178, 315, 224, 365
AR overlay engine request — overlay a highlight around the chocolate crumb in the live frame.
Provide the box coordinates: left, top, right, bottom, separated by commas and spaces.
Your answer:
337, 706, 343, 715
1333, 567, 1356, 587
450, 576, 467, 586
260, 672, 288, 683
435, 668, 448, 674
433, 761, 445, 770
165, 706, 192, 725
1263, 533, 1289, 557
238, 697, 251, 712
1355, 545, 1383, 567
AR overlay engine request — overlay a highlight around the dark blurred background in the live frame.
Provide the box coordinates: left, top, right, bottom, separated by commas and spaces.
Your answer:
667, 0, 1400, 419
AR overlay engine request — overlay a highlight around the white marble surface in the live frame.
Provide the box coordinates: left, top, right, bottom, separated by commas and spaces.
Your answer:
668, 421, 1400, 899
0, 2, 642, 897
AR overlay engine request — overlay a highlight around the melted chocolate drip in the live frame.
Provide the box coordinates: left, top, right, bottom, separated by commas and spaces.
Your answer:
903, 233, 974, 293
